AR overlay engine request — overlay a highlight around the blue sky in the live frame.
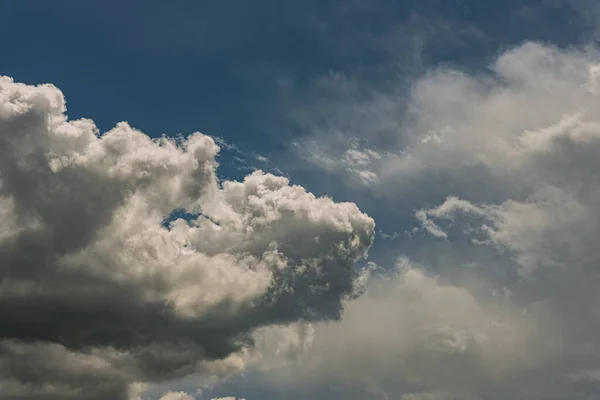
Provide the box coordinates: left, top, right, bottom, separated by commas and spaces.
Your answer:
2, 0, 594, 152
3, 1, 600, 399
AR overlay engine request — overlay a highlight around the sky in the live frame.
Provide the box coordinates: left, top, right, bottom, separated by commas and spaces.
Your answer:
2, 1, 600, 399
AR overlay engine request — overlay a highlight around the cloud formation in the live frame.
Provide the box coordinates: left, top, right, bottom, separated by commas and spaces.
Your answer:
401, 44, 600, 398
159, 392, 195, 400
0, 76, 374, 399
211, 42, 600, 400
246, 258, 535, 399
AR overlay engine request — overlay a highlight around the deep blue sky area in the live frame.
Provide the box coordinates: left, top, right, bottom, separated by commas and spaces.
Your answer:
1, 1, 595, 153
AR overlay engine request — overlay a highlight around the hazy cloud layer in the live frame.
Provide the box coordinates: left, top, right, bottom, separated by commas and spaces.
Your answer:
293, 43, 600, 192
0, 76, 374, 399
254, 258, 534, 397
198, 42, 600, 400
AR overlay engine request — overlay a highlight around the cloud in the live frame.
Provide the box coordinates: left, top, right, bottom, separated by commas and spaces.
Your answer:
297, 143, 384, 186
292, 43, 600, 193
416, 186, 595, 277
400, 392, 472, 400
211, 396, 245, 400
394, 42, 600, 398
210, 398, 245, 400
200, 41, 600, 399
0, 76, 374, 399
160, 392, 195, 400
253, 258, 535, 399
341, 148, 382, 185
288, 72, 406, 189
160, 392, 247, 400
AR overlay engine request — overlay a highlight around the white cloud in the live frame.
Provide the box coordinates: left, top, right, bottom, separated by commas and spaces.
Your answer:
341, 148, 381, 184
210, 398, 245, 400
293, 43, 600, 193
0, 76, 374, 400
211, 396, 245, 400
160, 392, 195, 400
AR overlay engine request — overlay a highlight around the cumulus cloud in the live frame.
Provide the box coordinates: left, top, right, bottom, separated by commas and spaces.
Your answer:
0, 76, 374, 399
